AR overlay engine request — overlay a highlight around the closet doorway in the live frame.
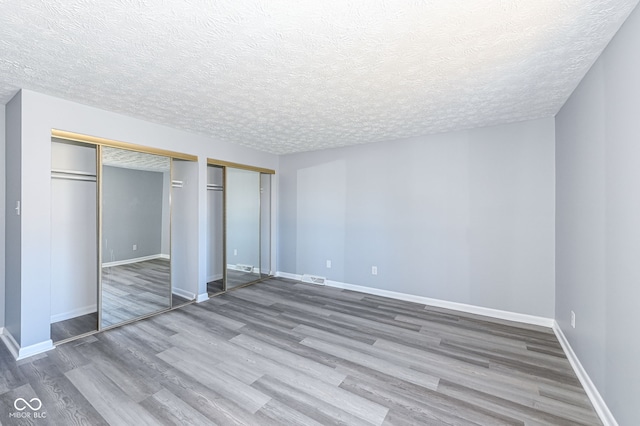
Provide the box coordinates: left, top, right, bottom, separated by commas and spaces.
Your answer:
49, 130, 198, 345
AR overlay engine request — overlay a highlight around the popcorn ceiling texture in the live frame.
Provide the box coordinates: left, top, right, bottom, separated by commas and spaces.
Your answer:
0, 1, 638, 154
102, 146, 170, 172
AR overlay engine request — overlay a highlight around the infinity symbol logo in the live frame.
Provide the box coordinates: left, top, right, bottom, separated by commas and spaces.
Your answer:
14, 397, 42, 411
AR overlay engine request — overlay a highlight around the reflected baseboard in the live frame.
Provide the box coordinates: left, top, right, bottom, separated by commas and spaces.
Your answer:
207, 274, 223, 282
102, 254, 168, 268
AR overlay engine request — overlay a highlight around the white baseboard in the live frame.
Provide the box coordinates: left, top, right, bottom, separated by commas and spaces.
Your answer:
0, 330, 54, 360
553, 322, 617, 426
51, 304, 97, 323
275, 271, 554, 328
196, 292, 209, 303
172, 287, 196, 301
103, 254, 165, 268
275, 271, 300, 281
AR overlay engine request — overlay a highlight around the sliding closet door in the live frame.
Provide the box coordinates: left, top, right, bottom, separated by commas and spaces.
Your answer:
260, 172, 272, 277
100, 147, 172, 328
225, 167, 261, 289
171, 159, 199, 306
50, 140, 98, 342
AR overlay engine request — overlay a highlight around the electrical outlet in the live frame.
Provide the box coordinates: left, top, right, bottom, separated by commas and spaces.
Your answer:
571, 310, 576, 328
234, 249, 238, 256
326, 260, 332, 268
133, 244, 137, 251
372, 266, 378, 275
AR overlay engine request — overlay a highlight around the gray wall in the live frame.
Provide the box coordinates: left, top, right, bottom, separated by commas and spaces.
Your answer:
0, 104, 5, 328
555, 3, 640, 424
5, 92, 22, 343
102, 166, 164, 262
279, 117, 556, 318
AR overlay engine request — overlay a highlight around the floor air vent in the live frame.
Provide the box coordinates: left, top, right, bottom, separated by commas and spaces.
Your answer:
301, 274, 326, 285
236, 264, 254, 272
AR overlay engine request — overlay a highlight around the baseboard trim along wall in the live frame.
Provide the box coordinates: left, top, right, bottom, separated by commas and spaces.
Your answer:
275, 272, 554, 328
553, 322, 618, 426
172, 287, 196, 301
102, 253, 167, 268
0, 329, 54, 360
51, 304, 97, 323
196, 292, 210, 303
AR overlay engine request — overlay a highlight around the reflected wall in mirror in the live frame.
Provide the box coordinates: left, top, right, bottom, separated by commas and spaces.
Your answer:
225, 167, 260, 289
101, 147, 172, 328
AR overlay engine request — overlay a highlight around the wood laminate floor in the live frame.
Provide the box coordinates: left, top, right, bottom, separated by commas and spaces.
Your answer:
101, 259, 172, 327
1, 278, 601, 425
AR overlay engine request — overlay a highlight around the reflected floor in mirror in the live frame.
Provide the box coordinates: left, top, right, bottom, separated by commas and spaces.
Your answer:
207, 279, 224, 294
226, 269, 261, 289
102, 258, 172, 327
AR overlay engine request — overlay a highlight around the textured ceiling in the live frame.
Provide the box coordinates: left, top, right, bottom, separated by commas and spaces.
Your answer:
0, 1, 638, 154
102, 146, 170, 172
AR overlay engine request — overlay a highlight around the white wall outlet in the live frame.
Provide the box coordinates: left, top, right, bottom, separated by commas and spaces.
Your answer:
234, 249, 238, 256
571, 310, 576, 328
326, 260, 332, 268
133, 244, 137, 251
372, 266, 378, 275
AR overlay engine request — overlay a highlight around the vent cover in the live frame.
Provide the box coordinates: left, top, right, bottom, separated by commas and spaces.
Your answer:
301, 274, 326, 285
236, 264, 254, 272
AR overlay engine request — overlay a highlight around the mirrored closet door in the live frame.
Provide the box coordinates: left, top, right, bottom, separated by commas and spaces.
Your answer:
225, 167, 261, 289
100, 147, 172, 328
206, 160, 274, 295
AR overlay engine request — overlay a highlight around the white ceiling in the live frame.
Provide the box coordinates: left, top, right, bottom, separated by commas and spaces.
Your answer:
0, 1, 638, 154
102, 146, 170, 172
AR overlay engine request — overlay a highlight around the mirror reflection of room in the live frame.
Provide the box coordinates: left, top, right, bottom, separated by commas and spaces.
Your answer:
225, 167, 261, 289
100, 147, 172, 328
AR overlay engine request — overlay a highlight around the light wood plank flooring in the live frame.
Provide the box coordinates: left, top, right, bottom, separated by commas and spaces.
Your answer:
1, 278, 601, 425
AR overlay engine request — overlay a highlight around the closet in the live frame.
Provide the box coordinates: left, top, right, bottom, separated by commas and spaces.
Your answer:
206, 160, 274, 294
50, 131, 198, 344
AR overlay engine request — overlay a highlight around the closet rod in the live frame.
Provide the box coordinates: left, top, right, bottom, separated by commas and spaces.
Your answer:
51, 168, 97, 178
51, 173, 97, 182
